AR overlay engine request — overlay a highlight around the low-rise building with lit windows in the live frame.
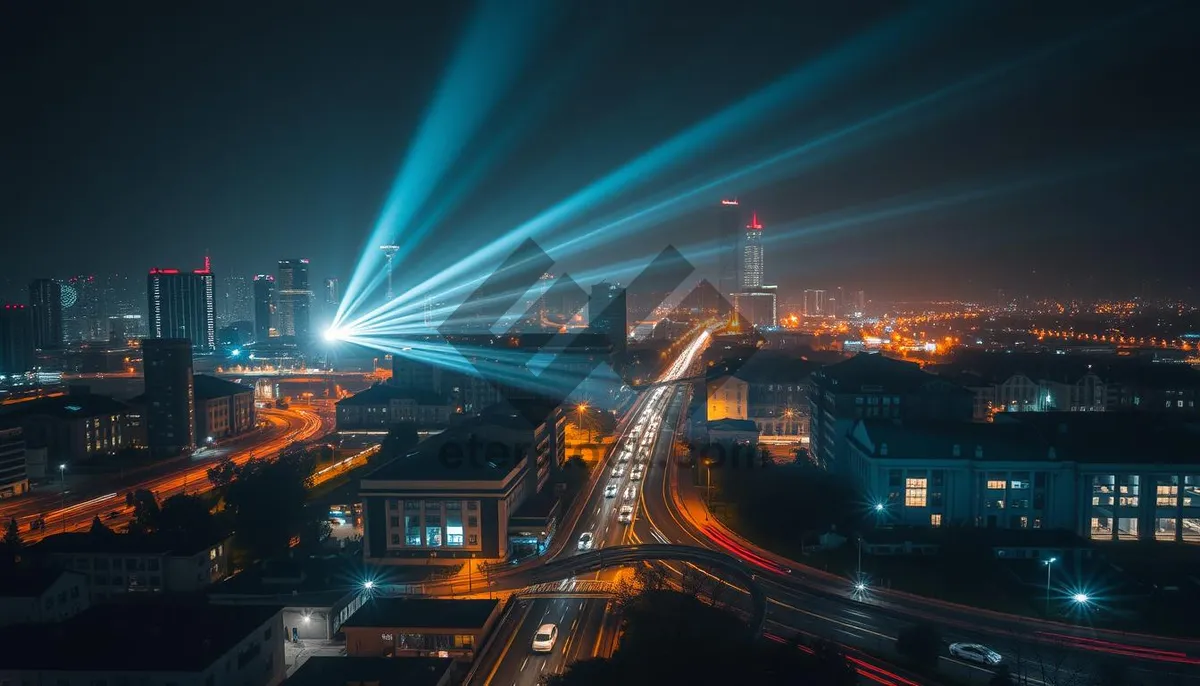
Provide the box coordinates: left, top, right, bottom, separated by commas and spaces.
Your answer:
336, 383, 455, 431
33, 530, 233, 599
342, 598, 501, 661
0, 386, 131, 463
193, 374, 256, 441
846, 412, 1200, 544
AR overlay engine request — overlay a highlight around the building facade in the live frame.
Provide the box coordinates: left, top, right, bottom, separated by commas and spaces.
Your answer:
35, 531, 234, 599
717, 199, 741, 300
0, 304, 34, 376
336, 384, 454, 431
740, 212, 764, 289
0, 427, 28, 498
845, 413, 1200, 544
0, 569, 90, 627
809, 353, 973, 472
142, 337, 196, 457
253, 274, 276, 342
28, 278, 63, 351
276, 259, 312, 340
147, 261, 216, 351
193, 374, 256, 441
1, 389, 130, 465
342, 598, 501, 661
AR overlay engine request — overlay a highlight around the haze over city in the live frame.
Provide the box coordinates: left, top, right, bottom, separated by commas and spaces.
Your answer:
2, 3, 1200, 686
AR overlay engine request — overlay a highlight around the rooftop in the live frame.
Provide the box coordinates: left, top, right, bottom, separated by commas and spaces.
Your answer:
816, 353, 966, 395
0, 390, 128, 421
852, 418, 1049, 461
341, 598, 499, 630
34, 529, 228, 557
210, 555, 369, 605
337, 383, 449, 407
361, 422, 529, 483
707, 418, 759, 433
286, 656, 453, 686
0, 601, 279, 672
0, 567, 81, 598
192, 373, 254, 400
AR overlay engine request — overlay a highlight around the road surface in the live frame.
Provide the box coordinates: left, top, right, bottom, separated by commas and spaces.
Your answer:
482, 597, 618, 686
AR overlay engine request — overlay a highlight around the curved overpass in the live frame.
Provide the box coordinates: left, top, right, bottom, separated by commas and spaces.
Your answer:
527, 544, 768, 637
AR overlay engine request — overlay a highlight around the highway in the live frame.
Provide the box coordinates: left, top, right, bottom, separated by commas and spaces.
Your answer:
626, 340, 1200, 685
483, 597, 619, 686
2, 406, 328, 542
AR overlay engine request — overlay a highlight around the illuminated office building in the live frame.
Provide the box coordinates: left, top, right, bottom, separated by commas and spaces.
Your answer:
277, 259, 312, 340
146, 258, 216, 352
28, 279, 63, 351
252, 275, 275, 342
741, 212, 764, 290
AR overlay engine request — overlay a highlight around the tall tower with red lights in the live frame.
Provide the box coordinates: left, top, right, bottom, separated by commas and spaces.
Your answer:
741, 212, 764, 290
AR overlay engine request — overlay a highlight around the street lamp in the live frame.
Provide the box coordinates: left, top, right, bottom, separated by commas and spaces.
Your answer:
1072, 593, 1090, 605
1044, 557, 1057, 615
59, 464, 67, 533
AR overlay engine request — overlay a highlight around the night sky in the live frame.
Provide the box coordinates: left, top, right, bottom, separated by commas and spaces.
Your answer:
3, 0, 1199, 302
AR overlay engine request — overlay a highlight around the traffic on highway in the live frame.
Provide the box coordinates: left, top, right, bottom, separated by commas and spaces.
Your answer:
0, 406, 328, 542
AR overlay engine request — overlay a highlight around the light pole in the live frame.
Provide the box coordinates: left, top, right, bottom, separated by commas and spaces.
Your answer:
702, 458, 714, 521
59, 464, 67, 533
1044, 557, 1057, 615
469, 553, 475, 594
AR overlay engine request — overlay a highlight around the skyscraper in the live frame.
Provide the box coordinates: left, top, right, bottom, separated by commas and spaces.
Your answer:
741, 212, 764, 290
589, 281, 627, 353
277, 259, 312, 340
324, 277, 340, 312
718, 199, 741, 300
146, 258, 216, 352
28, 278, 63, 351
803, 289, 827, 317
252, 275, 275, 342
142, 337, 195, 457
220, 275, 253, 326
0, 304, 34, 375
63, 275, 104, 342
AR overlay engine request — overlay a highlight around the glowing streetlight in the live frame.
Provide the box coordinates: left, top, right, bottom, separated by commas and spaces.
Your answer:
323, 326, 343, 342
874, 503, 885, 513
1072, 593, 1090, 605
362, 580, 375, 590
1044, 557, 1057, 615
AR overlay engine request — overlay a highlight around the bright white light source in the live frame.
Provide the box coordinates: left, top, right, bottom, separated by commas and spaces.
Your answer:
1072, 593, 1090, 604
323, 326, 343, 342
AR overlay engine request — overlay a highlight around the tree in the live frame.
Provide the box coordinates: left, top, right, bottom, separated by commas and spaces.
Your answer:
89, 516, 113, 535
895, 622, 942, 672
223, 451, 319, 560
126, 489, 160, 534
157, 494, 218, 538
206, 456, 238, 491
2, 517, 21, 564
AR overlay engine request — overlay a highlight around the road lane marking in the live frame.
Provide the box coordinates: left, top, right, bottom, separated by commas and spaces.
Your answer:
520, 656, 528, 671
483, 600, 533, 685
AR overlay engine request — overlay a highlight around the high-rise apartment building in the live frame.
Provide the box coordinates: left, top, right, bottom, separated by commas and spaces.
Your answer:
252, 275, 275, 342
741, 212, 764, 290
28, 278, 63, 351
219, 275, 253, 326
142, 338, 196, 457
0, 427, 28, 499
589, 281, 627, 353
802, 289, 827, 317
146, 259, 216, 352
0, 304, 35, 375
718, 199, 741, 301
277, 259, 312, 340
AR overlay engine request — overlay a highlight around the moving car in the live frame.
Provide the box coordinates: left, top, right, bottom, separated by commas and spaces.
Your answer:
618, 451, 630, 463
630, 466, 644, 481
532, 624, 558, 653
949, 643, 1002, 666
618, 505, 633, 524
624, 486, 636, 502
604, 483, 618, 498
611, 466, 625, 478
578, 532, 594, 550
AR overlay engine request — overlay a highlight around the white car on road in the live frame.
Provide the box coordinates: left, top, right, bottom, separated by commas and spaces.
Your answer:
949, 643, 1002, 666
532, 624, 558, 653
577, 532, 594, 551
604, 483, 618, 498
610, 466, 625, 478
629, 468, 644, 481
624, 486, 636, 502
618, 505, 633, 524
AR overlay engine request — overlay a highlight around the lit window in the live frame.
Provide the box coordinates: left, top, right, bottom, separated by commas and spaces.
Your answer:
930, 514, 942, 527
987, 480, 1006, 490
904, 478, 927, 507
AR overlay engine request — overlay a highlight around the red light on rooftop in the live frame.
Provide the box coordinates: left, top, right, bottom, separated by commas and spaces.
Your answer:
720, 199, 739, 206
149, 268, 181, 275
747, 212, 762, 230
